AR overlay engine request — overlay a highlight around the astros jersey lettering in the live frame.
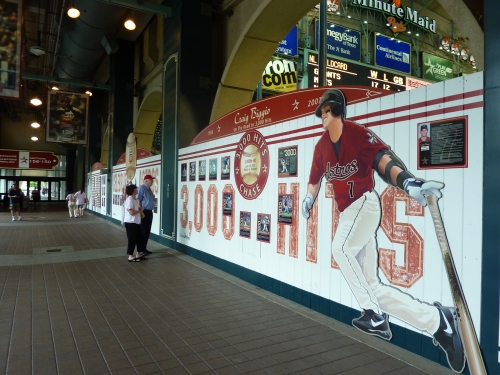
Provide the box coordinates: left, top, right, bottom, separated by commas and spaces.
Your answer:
308, 120, 388, 212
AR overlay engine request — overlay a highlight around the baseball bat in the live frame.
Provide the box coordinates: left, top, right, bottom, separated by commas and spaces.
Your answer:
426, 194, 486, 374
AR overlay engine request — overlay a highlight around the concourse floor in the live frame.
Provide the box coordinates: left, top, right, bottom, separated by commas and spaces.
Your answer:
0, 203, 454, 374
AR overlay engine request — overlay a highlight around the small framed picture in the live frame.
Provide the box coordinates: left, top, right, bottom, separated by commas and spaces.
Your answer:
278, 194, 293, 225
223, 192, 233, 216
240, 211, 251, 239
257, 213, 271, 243
189, 162, 196, 181
209, 158, 217, 180
181, 163, 187, 182
278, 145, 298, 177
199, 160, 206, 181
221, 156, 230, 180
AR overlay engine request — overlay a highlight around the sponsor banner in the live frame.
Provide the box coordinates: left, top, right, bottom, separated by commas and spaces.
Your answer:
422, 52, 453, 82
315, 21, 361, 61
0, 149, 59, 169
375, 34, 411, 74
261, 57, 297, 93
0, 0, 22, 99
276, 26, 298, 57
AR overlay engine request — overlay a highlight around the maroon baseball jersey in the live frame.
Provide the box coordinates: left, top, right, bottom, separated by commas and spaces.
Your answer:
308, 120, 388, 212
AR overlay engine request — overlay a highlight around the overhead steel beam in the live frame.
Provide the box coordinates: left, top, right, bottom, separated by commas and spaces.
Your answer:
23, 73, 111, 91
94, 0, 172, 17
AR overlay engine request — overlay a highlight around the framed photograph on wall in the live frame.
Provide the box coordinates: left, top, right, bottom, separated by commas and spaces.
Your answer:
0, 0, 22, 99
199, 160, 206, 181
181, 163, 187, 181
223, 192, 233, 216
46, 90, 89, 144
189, 161, 196, 181
278, 146, 298, 177
277, 194, 293, 225
221, 156, 230, 180
256, 213, 271, 243
240, 211, 251, 239
209, 158, 217, 180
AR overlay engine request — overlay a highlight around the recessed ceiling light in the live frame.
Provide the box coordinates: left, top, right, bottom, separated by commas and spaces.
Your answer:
67, 7, 80, 18
31, 136, 38, 141
124, 20, 136, 30
31, 122, 40, 128
30, 98, 42, 106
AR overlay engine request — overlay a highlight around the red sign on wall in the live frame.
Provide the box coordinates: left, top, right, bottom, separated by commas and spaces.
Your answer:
0, 149, 59, 170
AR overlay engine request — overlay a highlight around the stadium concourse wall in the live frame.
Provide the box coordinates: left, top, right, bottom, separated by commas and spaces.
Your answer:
174, 73, 484, 370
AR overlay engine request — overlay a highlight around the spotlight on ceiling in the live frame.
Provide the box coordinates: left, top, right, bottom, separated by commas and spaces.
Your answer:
31, 122, 40, 128
31, 136, 39, 141
67, 7, 80, 18
51, 86, 59, 90
85, 90, 92, 96
124, 19, 136, 30
30, 98, 42, 106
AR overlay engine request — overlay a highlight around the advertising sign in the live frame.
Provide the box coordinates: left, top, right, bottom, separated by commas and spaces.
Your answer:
261, 57, 297, 93
276, 26, 298, 56
315, 21, 361, 61
375, 34, 411, 74
422, 52, 453, 82
0, 149, 59, 170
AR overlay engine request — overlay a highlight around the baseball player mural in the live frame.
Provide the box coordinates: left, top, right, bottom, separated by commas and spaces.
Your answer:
302, 89, 464, 373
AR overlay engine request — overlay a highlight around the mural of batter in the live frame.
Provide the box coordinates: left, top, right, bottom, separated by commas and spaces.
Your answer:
56, 95, 82, 142
302, 89, 465, 373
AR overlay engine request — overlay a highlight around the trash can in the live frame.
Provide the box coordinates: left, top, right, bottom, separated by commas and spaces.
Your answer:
22, 196, 29, 209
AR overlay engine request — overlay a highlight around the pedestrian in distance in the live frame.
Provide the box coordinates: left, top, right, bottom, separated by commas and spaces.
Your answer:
124, 184, 147, 262
74, 188, 88, 218
66, 190, 77, 218
8, 183, 22, 221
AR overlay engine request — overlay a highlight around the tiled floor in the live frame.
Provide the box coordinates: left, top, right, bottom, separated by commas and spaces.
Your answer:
0, 203, 454, 374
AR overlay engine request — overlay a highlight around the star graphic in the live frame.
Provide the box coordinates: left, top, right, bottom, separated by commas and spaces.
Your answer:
422, 157, 429, 165
262, 164, 268, 173
20, 157, 28, 163
217, 125, 221, 132
235, 167, 240, 174
292, 100, 299, 110
367, 132, 378, 144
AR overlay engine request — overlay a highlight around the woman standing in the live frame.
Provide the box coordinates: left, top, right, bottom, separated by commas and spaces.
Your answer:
74, 188, 87, 218
123, 184, 146, 262
66, 190, 77, 217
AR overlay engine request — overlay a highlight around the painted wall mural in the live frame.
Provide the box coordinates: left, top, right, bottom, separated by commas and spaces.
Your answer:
179, 73, 483, 373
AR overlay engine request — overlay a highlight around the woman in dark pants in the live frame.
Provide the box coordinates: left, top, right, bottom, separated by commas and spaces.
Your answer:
123, 184, 146, 262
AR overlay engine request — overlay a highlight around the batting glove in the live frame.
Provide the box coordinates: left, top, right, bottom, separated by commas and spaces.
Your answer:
403, 178, 444, 206
302, 193, 314, 219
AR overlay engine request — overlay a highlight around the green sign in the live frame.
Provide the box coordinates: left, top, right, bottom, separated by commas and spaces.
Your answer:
422, 52, 453, 82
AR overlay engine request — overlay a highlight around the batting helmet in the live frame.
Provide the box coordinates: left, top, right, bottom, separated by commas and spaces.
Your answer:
315, 89, 346, 118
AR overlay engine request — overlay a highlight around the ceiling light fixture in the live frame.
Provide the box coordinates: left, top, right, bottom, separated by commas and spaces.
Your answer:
85, 90, 92, 96
364, 20, 368, 24
51, 86, 59, 90
416, 33, 420, 36
31, 136, 38, 141
31, 122, 40, 128
124, 19, 136, 30
30, 97, 42, 106
67, 7, 80, 18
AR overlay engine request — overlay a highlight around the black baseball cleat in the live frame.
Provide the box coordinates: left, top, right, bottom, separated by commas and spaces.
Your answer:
352, 309, 392, 340
432, 302, 466, 373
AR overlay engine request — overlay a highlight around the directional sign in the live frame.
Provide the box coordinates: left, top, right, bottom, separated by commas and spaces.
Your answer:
0, 150, 59, 170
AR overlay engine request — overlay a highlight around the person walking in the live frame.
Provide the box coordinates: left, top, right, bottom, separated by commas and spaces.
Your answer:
8, 183, 22, 221
74, 188, 87, 218
66, 190, 77, 218
123, 184, 146, 262
136, 174, 156, 256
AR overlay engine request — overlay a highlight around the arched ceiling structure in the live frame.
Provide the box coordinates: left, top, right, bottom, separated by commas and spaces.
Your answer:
210, 0, 484, 123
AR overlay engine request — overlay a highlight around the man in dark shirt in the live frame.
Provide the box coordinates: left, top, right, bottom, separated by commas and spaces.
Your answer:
8, 183, 22, 221
136, 174, 156, 256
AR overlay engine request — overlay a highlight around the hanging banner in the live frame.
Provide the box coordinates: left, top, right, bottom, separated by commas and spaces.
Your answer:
46, 90, 89, 144
422, 52, 453, 82
261, 57, 297, 93
0, 149, 59, 169
375, 34, 411, 74
276, 26, 298, 57
315, 21, 361, 61
0, 0, 22, 99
